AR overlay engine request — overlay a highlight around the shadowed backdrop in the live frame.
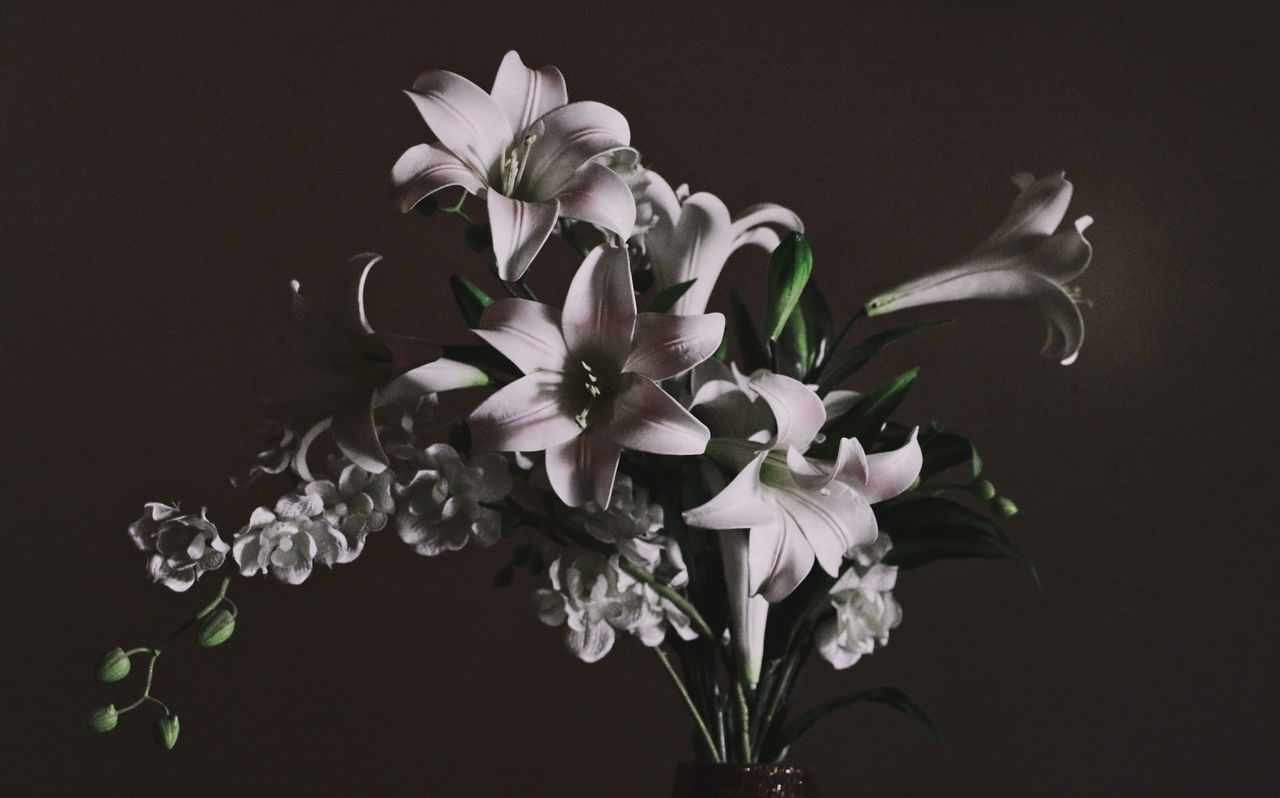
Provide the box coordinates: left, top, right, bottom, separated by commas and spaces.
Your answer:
3, 1, 1277, 795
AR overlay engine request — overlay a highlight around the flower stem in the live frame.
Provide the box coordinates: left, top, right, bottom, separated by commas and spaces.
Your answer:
617, 559, 716, 642
654, 646, 721, 763
559, 218, 590, 259
733, 678, 753, 763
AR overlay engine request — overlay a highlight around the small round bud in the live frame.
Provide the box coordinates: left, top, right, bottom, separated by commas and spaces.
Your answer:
198, 608, 236, 648
153, 714, 180, 750
88, 704, 119, 733
971, 479, 997, 500
992, 497, 1019, 517
95, 647, 132, 683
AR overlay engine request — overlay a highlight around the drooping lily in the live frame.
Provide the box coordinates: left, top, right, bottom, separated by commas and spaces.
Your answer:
865, 172, 1094, 365
682, 367, 921, 684
629, 169, 803, 315
259, 253, 489, 474
391, 51, 637, 281
468, 245, 723, 508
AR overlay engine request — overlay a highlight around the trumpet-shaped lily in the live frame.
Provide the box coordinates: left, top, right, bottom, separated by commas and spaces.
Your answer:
391, 51, 637, 281
865, 172, 1094, 365
258, 253, 489, 475
468, 245, 723, 508
629, 169, 803, 315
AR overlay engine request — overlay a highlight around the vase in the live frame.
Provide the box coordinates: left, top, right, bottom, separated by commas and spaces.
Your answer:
671, 762, 819, 797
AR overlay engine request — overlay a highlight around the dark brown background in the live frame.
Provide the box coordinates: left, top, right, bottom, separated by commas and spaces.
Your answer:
4, 1, 1277, 795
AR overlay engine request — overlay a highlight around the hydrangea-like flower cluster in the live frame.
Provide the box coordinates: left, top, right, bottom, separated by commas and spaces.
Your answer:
395, 443, 513, 556
232, 494, 348, 585
304, 461, 396, 561
128, 503, 229, 592
577, 474, 686, 583
814, 534, 903, 670
534, 550, 696, 663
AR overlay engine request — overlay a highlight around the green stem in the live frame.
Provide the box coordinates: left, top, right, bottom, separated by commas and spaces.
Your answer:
751, 642, 804, 761
559, 218, 590, 259
734, 679, 753, 763
617, 559, 716, 642
441, 192, 474, 224
654, 646, 721, 763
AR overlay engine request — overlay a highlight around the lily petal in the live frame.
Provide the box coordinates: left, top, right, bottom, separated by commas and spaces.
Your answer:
489, 51, 568, 135
555, 162, 637, 239
730, 202, 804, 247
469, 372, 581, 452
520, 101, 632, 194
720, 529, 770, 687
651, 192, 734, 315
561, 245, 636, 360
625, 312, 725, 381
981, 172, 1072, 246
406, 70, 513, 178
322, 253, 379, 333
601, 373, 709, 455
546, 432, 622, 508
330, 406, 389, 473
474, 298, 568, 374
751, 514, 815, 602
488, 194, 561, 281
748, 373, 826, 450
772, 477, 861, 576
390, 143, 487, 213
374, 358, 489, 406
1032, 215, 1094, 284
682, 453, 775, 530
858, 428, 923, 502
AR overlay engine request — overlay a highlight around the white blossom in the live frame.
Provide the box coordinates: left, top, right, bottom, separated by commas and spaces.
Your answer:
232, 494, 348, 585
128, 503, 229, 592
534, 550, 695, 663
815, 535, 903, 670
395, 444, 512, 556
304, 462, 395, 562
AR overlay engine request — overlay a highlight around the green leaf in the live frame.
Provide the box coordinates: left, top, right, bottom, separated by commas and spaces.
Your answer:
644, 279, 697, 313
441, 344, 519, 378
877, 497, 1038, 582
774, 309, 810, 379
917, 430, 982, 482
449, 274, 493, 328
763, 233, 813, 341
817, 319, 951, 395
811, 368, 919, 459
780, 687, 940, 749
728, 289, 769, 373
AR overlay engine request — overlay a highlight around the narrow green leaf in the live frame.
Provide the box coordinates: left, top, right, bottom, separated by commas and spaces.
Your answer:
811, 368, 919, 458
449, 274, 493, 328
877, 497, 1037, 583
817, 319, 951, 395
441, 343, 519, 378
917, 431, 982, 482
781, 687, 940, 748
729, 289, 769, 373
763, 233, 814, 341
644, 279, 698, 313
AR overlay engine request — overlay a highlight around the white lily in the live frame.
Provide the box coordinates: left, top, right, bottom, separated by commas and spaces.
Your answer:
468, 245, 723, 508
865, 172, 1094, 365
630, 169, 803, 315
391, 51, 637, 281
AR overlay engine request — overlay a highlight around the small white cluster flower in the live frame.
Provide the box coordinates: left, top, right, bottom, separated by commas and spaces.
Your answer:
304, 461, 395, 562
232, 494, 348, 585
373, 395, 439, 461
395, 443, 513, 556
815, 534, 903, 670
128, 503, 229, 592
534, 550, 696, 663
578, 474, 687, 585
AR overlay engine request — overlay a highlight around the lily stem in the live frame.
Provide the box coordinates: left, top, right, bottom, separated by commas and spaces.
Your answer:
734, 678, 753, 763
654, 646, 722, 763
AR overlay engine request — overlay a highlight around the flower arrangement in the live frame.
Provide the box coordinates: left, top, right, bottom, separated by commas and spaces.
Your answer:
88, 51, 1093, 768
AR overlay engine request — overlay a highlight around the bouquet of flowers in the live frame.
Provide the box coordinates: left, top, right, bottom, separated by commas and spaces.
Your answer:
88, 52, 1093, 768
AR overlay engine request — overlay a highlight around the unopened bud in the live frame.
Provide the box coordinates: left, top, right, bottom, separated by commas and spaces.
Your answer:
992, 497, 1019, 517
971, 479, 996, 500
95, 647, 132, 683
198, 609, 236, 648
153, 714, 180, 750
89, 704, 119, 733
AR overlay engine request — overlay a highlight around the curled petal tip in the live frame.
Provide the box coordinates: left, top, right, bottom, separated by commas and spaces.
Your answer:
1075, 215, 1094, 233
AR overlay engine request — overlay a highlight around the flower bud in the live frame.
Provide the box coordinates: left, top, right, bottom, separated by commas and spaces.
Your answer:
153, 714, 180, 750
88, 704, 119, 733
95, 647, 132, 683
992, 497, 1019, 517
971, 479, 997, 500
198, 609, 235, 647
